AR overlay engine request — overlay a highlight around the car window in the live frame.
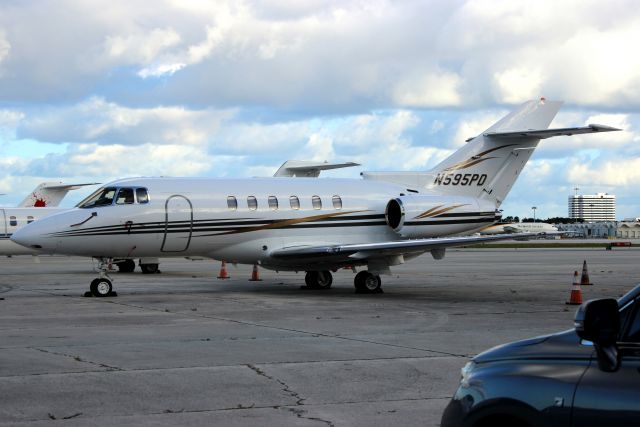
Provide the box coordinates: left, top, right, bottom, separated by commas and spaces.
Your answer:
625, 302, 640, 342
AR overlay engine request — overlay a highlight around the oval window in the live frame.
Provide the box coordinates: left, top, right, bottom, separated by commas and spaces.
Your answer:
312, 195, 322, 210
332, 195, 342, 209
247, 196, 258, 211
268, 196, 278, 210
227, 196, 238, 210
289, 196, 300, 210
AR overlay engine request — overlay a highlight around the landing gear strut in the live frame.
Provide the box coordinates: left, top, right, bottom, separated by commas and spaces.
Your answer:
304, 270, 333, 289
354, 271, 382, 293
85, 258, 118, 297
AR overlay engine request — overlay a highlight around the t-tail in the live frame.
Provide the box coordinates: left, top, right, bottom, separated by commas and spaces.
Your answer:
18, 182, 99, 207
425, 99, 619, 207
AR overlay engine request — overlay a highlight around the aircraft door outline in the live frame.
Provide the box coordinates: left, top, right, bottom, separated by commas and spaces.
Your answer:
161, 195, 193, 252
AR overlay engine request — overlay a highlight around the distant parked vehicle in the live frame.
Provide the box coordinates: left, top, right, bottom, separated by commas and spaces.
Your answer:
441, 284, 640, 427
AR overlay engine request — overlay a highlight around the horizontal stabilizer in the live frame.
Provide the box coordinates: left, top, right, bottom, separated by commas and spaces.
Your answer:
484, 124, 620, 140
274, 160, 360, 177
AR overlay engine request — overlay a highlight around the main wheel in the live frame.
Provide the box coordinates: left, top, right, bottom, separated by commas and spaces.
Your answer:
117, 259, 136, 273
304, 271, 333, 289
140, 263, 159, 274
90, 278, 112, 297
354, 271, 381, 293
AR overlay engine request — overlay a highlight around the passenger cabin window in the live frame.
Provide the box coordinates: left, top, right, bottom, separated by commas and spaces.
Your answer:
27, 216, 34, 224
9, 216, 17, 226
227, 196, 238, 210
247, 196, 258, 211
268, 196, 278, 210
290, 196, 300, 210
312, 195, 322, 210
332, 195, 342, 209
136, 188, 149, 204
78, 187, 117, 208
116, 188, 135, 205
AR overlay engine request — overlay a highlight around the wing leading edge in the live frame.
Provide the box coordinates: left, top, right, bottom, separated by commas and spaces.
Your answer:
270, 232, 543, 261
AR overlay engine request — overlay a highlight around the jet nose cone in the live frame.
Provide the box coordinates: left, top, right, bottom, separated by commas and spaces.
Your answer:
11, 216, 59, 252
11, 224, 44, 249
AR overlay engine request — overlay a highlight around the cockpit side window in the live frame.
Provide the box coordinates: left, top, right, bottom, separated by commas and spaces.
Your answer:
136, 188, 149, 204
77, 187, 117, 208
116, 188, 135, 205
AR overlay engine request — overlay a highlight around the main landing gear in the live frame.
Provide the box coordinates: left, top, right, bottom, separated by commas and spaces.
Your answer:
84, 258, 118, 298
354, 271, 382, 294
303, 270, 383, 293
304, 270, 333, 289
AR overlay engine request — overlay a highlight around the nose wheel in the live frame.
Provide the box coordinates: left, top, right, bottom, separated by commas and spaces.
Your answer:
90, 278, 113, 297
84, 258, 118, 297
354, 271, 382, 293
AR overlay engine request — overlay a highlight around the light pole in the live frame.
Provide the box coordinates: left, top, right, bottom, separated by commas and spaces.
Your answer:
532, 206, 537, 222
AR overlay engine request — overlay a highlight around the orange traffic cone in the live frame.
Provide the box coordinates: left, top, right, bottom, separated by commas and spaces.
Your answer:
249, 264, 262, 281
566, 271, 583, 305
217, 260, 230, 279
580, 260, 593, 286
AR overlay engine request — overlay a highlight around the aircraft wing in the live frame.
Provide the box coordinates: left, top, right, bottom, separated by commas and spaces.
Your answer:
270, 232, 540, 261
483, 124, 620, 140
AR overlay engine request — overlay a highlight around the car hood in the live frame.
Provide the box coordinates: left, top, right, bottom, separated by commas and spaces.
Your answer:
473, 329, 593, 364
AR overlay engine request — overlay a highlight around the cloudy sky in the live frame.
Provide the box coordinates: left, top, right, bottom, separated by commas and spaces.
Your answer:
1, 0, 639, 219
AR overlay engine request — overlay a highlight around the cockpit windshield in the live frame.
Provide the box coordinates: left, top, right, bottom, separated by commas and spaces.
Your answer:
77, 187, 117, 208
77, 186, 150, 208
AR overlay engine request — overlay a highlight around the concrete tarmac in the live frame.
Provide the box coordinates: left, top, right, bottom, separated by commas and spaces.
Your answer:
1, 248, 638, 426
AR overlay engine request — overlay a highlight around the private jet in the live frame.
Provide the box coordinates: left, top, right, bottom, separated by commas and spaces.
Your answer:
11, 99, 619, 296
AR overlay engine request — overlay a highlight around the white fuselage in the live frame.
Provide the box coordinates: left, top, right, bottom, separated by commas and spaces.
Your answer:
13, 177, 499, 270
0, 208, 66, 255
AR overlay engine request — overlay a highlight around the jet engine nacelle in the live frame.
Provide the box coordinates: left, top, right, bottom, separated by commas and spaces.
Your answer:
385, 195, 498, 238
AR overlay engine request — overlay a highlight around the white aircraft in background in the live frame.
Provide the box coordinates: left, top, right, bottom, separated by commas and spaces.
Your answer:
480, 222, 558, 235
1, 182, 97, 256
12, 99, 619, 297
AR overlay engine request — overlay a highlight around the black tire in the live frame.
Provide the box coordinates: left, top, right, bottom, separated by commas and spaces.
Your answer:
140, 263, 159, 274
117, 259, 136, 273
305, 271, 333, 289
354, 271, 381, 293
90, 278, 112, 297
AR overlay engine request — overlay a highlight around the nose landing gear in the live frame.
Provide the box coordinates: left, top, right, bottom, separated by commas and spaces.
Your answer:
84, 258, 118, 297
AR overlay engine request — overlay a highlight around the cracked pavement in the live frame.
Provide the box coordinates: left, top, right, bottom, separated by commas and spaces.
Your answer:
0, 248, 638, 426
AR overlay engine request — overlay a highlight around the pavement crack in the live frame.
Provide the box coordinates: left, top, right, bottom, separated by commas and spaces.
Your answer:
247, 364, 335, 426
31, 347, 123, 371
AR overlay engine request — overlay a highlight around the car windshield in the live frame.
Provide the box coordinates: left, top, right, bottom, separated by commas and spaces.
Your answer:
77, 187, 117, 208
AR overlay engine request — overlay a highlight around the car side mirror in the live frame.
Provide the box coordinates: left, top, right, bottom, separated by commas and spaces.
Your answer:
574, 298, 620, 372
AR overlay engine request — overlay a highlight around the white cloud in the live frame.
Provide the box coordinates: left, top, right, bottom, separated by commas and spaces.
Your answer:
392, 71, 462, 107
18, 97, 235, 146
0, 29, 9, 68
568, 157, 640, 187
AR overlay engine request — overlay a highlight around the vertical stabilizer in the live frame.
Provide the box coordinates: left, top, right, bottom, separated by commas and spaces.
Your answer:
18, 182, 99, 207
427, 99, 562, 206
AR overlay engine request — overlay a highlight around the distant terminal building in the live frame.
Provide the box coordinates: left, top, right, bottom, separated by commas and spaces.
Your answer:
617, 218, 640, 239
568, 192, 616, 221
